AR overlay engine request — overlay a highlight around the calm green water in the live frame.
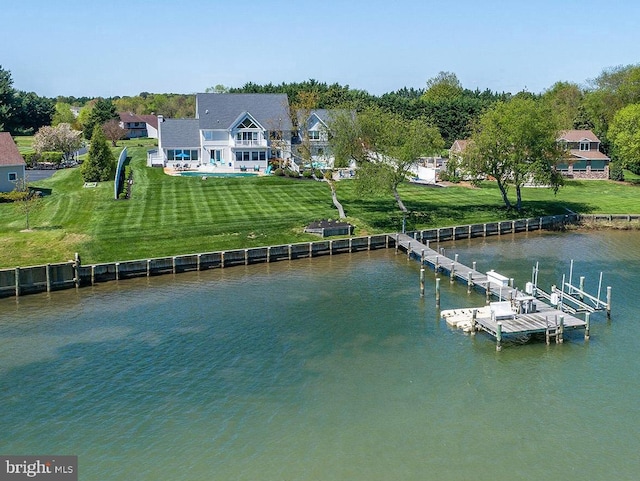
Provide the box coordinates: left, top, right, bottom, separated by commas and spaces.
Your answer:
1, 231, 639, 480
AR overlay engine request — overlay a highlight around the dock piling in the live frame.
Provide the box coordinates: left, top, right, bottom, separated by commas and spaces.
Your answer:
470, 309, 477, 335
606, 286, 612, 318
435, 278, 441, 306
558, 315, 564, 343
496, 322, 503, 351
467, 271, 473, 294
450, 262, 455, 284
585, 312, 590, 340
420, 267, 425, 297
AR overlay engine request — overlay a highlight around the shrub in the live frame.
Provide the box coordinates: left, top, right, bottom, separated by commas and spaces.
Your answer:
302, 170, 313, 178
314, 169, 323, 178
41, 151, 64, 166
0, 191, 29, 203
273, 168, 284, 176
609, 162, 625, 181
23, 152, 41, 168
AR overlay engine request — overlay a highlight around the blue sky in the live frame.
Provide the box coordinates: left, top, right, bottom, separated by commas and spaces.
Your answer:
2, 0, 639, 98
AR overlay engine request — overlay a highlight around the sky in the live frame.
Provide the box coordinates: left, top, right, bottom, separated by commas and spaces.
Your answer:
2, 0, 639, 99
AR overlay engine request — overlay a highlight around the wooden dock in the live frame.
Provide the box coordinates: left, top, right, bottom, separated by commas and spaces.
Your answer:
394, 233, 590, 349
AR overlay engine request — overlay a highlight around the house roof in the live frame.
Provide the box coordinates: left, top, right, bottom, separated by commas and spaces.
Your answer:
158, 119, 201, 148
196, 93, 292, 131
450, 139, 470, 153
119, 113, 159, 129
0, 132, 26, 166
558, 129, 600, 143
567, 149, 610, 161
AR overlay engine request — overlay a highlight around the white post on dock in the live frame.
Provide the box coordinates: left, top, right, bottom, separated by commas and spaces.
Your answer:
420, 267, 425, 297
450, 262, 455, 284
486, 282, 491, 304
606, 286, 612, 318
435, 255, 439, 273
467, 271, 473, 294
395, 234, 399, 254
585, 312, 590, 340
472, 261, 476, 271
435, 278, 441, 306
454, 254, 459, 263
496, 322, 503, 351
579, 276, 585, 301
407, 242, 411, 260
421, 249, 425, 265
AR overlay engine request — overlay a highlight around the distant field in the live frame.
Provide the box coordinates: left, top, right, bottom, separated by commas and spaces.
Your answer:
0, 137, 638, 268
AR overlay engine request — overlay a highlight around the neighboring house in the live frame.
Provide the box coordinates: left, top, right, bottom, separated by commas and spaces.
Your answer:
450, 131, 611, 180
156, 93, 293, 172
0, 132, 26, 193
295, 109, 332, 166
119, 113, 159, 139
556, 130, 610, 179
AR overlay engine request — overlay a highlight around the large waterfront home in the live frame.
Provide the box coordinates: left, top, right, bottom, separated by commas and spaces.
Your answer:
556, 129, 610, 179
0, 133, 26, 192
449, 130, 611, 180
153, 93, 293, 172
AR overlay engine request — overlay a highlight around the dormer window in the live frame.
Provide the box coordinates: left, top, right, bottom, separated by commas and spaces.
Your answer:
580, 141, 590, 151
238, 118, 259, 129
308, 130, 321, 140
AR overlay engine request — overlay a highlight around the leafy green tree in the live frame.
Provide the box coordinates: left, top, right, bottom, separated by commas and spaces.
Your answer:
81, 125, 115, 182
8, 91, 55, 134
608, 103, 640, 174
0, 65, 16, 131
83, 98, 118, 139
329, 107, 443, 213
52, 102, 76, 126
583, 64, 640, 145
422, 71, 464, 103
463, 97, 564, 211
541, 81, 584, 130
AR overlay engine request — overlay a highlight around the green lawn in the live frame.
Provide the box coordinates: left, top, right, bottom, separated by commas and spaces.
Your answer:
0, 140, 638, 268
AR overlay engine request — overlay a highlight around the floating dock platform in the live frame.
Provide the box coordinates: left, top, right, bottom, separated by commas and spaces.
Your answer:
393, 233, 600, 349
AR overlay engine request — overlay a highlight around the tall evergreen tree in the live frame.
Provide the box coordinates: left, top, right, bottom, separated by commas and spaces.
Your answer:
81, 125, 115, 182
83, 98, 118, 139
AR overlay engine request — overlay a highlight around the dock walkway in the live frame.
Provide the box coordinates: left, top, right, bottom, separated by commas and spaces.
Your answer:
394, 233, 588, 348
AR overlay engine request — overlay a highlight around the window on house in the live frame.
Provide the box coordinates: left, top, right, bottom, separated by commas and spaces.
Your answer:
308, 130, 320, 140
573, 161, 587, 171
243, 152, 250, 161
259, 151, 266, 161
167, 149, 198, 161
235, 152, 243, 162
236, 131, 258, 142
580, 141, 590, 151
203, 131, 214, 141
238, 118, 259, 129
590, 161, 606, 171
252, 152, 259, 161
211, 149, 222, 162
556, 163, 569, 171
8, 172, 18, 182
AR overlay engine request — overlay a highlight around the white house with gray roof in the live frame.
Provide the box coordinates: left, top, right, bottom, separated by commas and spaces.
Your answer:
156, 93, 293, 172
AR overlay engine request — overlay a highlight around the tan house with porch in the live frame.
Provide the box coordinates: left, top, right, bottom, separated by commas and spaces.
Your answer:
556, 130, 610, 179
